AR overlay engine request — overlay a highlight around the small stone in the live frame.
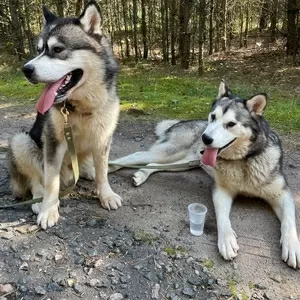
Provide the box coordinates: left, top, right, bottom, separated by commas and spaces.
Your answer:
94, 258, 103, 268
86, 219, 97, 227
46, 282, 63, 292
186, 257, 194, 264
73, 283, 84, 294
151, 283, 160, 299
54, 254, 63, 261
174, 283, 180, 289
19, 262, 29, 271
35, 286, 46, 295
67, 279, 76, 287
89, 278, 100, 287
109, 293, 123, 300
69, 270, 77, 278
233, 262, 238, 270
99, 278, 110, 288
133, 264, 142, 270
52, 274, 66, 286
254, 283, 267, 290
19, 285, 28, 292
202, 266, 208, 273
0, 284, 14, 294
263, 292, 271, 299
20, 254, 30, 261
270, 274, 282, 283
144, 272, 156, 281
74, 257, 85, 265
87, 249, 97, 256
134, 136, 144, 142
182, 287, 196, 297
111, 278, 119, 285
194, 270, 200, 275
188, 277, 202, 286
10, 245, 18, 253
165, 265, 173, 273
120, 275, 130, 284
99, 291, 108, 298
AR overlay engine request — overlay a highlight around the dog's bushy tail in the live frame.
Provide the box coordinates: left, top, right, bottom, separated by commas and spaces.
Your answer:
155, 120, 180, 138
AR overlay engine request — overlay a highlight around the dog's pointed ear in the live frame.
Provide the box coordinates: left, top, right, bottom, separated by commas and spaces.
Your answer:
246, 94, 267, 115
217, 79, 232, 99
79, 0, 102, 35
42, 5, 58, 24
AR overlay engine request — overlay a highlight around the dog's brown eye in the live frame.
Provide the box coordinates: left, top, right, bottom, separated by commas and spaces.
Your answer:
53, 46, 64, 53
211, 114, 216, 121
227, 122, 236, 128
36, 47, 42, 54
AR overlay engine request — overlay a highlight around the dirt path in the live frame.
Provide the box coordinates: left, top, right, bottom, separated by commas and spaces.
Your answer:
1, 105, 300, 300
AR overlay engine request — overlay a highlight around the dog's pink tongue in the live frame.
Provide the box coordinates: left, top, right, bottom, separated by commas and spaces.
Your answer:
201, 148, 218, 167
36, 77, 65, 114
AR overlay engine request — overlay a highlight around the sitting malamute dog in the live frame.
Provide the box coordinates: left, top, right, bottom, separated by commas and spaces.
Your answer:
109, 81, 300, 268
7, 1, 122, 229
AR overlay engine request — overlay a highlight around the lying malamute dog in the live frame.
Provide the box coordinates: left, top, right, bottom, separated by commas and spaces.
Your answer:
7, 1, 122, 229
109, 81, 300, 268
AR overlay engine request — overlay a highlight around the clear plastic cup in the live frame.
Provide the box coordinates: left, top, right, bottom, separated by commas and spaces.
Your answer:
188, 203, 207, 236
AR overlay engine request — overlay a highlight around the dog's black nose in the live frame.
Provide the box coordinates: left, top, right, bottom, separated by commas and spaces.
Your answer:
22, 64, 35, 77
202, 134, 213, 145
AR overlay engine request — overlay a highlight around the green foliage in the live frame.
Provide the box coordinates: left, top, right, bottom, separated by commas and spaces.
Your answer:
133, 230, 158, 244
0, 62, 300, 132
202, 258, 214, 269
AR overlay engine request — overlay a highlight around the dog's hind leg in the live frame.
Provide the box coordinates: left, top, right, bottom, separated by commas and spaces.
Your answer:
7, 133, 43, 199
132, 158, 198, 186
108, 151, 158, 173
79, 154, 95, 181
269, 189, 300, 268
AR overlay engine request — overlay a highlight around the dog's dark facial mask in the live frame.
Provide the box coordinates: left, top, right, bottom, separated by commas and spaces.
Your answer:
201, 81, 267, 167
34, 2, 102, 114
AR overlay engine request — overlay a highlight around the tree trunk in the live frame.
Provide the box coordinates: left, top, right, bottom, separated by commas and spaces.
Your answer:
220, 0, 227, 51
170, 0, 176, 65
55, 0, 64, 17
239, 4, 244, 48
141, 0, 148, 59
198, 0, 206, 76
132, 0, 139, 62
270, 0, 279, 42
179, 0, 194, 69
214, 0, 220, 52
23, 0, 35, 55
259, 1, 269, 31
209, 0, 214, 55
161, 0, 167, 62
287, 0, 299, 56
75, 0, 83, 15
8, 0, 25, 59
244, 2, 249, 48
121, 0, 130, 58
165, 0, 169, 62
227, 7, 233, 50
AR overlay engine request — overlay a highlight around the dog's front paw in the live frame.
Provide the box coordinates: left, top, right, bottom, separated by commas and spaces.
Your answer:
218, 229, 239, 260
281, 236, 300, 269
132, 170, 147, 186
100, 193, 122, 210
33, 202, 60, 230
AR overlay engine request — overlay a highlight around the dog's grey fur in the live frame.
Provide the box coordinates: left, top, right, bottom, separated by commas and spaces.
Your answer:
7, 1, 122, 229
109, 81, 300, 268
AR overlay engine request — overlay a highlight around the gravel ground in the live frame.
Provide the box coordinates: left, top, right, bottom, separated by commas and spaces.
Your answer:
1, 105, 300, 300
